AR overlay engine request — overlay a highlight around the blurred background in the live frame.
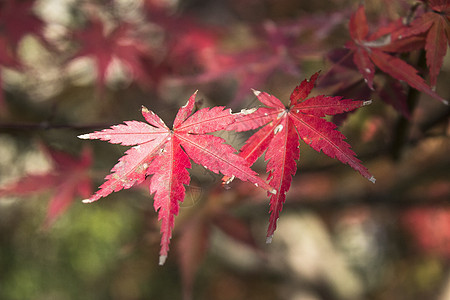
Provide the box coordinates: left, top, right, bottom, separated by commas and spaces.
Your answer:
0, 0, 449, 299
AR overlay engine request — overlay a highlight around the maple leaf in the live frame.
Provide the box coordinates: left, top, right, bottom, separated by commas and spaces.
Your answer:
393, 0, 450, 88
227, 72, 375, 242
70, 19, 152, 94
0, 145, 92, 228
346, 5, 448, 105
320, 48, 410, 118
78, 92, 275, 265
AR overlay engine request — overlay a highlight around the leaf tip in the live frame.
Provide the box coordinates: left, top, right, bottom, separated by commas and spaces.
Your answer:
159, 255, 167, 265
82, 198, 93, 203
141, 106, 150, 113
363, 100, 372, 106
369, 176, 376, 184
266, 235, 273, 244
443, 99, 449, 106
223, 175, 235, 185
77, 134, 90, 139
252, 89, 261, 96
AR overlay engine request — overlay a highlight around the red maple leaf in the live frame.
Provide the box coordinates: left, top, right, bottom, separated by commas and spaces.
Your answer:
78, 91, 274, 264
70, 19, 152, 94
346, 5, 447, 104
227, 72, 375, 242
320, 48, 410, 118
0, 145, 92, 228
393, 0, 450, 88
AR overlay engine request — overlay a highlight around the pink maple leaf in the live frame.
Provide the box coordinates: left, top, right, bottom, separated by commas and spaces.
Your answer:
227, 72, 375, 242
78, 91, 274, 264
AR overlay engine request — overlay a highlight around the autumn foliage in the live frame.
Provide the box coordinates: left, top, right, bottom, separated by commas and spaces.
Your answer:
0, 1, 449, 299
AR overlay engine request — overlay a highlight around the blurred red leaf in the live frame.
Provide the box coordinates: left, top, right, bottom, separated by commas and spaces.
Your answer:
70, 19, 152, 94
0, 0, 44, 50
177, 186, 263, 300
175, 13, 345, 107
0, 145, 93, 228
403, 207, 450, 258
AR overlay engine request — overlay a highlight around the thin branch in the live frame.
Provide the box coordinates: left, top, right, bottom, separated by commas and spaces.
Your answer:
0, 122, 112, 132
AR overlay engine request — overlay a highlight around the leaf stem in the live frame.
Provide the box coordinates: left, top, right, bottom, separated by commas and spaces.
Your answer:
0, 122, 113, 132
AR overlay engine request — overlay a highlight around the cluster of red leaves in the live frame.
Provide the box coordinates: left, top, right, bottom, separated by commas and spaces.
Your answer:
78, 91, 275, 264
2, 1, 447, 113
0, 0, 448, 272
321, 2, 448, 118
394, 0, 450, 88
0, 0, 350, 110
173, 12, 346, 107
78, 73, 373, 264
